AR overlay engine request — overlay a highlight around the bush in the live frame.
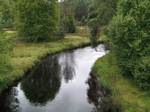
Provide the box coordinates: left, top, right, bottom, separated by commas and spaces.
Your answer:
134, 56, 150, 90
108, 15, 137, 77
107, 0, 150, 90
15, 0, 59, 42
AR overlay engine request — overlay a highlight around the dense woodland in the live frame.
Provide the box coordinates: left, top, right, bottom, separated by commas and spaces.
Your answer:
0, 0, 149, 108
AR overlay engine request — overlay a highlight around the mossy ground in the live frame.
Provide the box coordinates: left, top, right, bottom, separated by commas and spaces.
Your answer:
92, 52, 150, 112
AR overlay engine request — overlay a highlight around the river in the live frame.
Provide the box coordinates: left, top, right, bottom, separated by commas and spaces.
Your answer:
0, 45, 118, 112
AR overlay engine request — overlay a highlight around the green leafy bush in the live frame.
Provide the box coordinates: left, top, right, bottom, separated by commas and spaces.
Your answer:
15, 0, 59, 42
0, 0, 14, 29
107, 0, 150, 90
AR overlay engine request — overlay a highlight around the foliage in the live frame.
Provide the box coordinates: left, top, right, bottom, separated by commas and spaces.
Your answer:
88, 0, 117, 46
60, 0, 90, 33
107, 0, 150, 90
15, 0, 59, 42
59, 0, 76, 34
65, 15, 76, 33
134, 56, 150, 90
0, 0, 14, 29
75, 0, 89, 23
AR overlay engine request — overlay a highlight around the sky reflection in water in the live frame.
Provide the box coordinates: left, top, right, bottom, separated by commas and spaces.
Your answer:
0, 45, 113, 112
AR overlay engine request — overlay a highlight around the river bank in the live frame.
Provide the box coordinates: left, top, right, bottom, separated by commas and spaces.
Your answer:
92, 52, 150, 112
0, 44, 115, 112
0, 31, 91, 93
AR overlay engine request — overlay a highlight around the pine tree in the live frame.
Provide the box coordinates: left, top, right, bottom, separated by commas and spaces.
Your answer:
16, 0, 59, 42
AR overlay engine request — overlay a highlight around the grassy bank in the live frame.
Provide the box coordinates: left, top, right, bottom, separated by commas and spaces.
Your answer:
92, 52, 150, 112
0, 31, 90, 93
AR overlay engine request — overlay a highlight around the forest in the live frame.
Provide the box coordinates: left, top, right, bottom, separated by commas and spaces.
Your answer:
0, 0, 149, 112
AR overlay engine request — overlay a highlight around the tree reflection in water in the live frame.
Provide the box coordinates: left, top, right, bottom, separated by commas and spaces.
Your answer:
21, 55, 61, 105
0, 45, 119, 112
59, 52, 75, 83
87, 73, 121, 112
0, 87, 20, 112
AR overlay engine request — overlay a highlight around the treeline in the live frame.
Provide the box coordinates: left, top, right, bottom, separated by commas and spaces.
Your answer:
0, 0, 90, 41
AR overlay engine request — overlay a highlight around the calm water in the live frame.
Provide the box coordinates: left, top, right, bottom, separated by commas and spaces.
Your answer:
0, 45, 115, 112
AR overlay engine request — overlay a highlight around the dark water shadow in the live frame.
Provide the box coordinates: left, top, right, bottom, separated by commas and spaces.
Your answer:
0, 55, 62, 112
21, 55, 61, 105
87, 73, 121, 112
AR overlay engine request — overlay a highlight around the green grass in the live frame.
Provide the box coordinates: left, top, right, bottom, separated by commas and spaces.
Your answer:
92, 52, 150, 112
0, 31, 90, 93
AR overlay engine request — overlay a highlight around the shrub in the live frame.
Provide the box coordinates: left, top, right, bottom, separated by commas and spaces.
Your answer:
134, 56, 150, 90
15, 0, 59, 42
107, 0, 150, 90
108, 15, 138, 77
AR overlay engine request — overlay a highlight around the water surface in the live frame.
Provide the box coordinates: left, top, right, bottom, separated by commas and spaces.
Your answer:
0, 45, 113, 112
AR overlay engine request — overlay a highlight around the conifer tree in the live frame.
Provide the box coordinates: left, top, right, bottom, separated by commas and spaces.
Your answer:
16, 0, 59, 42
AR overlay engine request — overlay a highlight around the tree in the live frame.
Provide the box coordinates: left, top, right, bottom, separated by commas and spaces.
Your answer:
59, 0, 76, 33
107, 0, 150, 90
88, 0, 117, 46
15, 0, 59, 42
75, 0, 89, 23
